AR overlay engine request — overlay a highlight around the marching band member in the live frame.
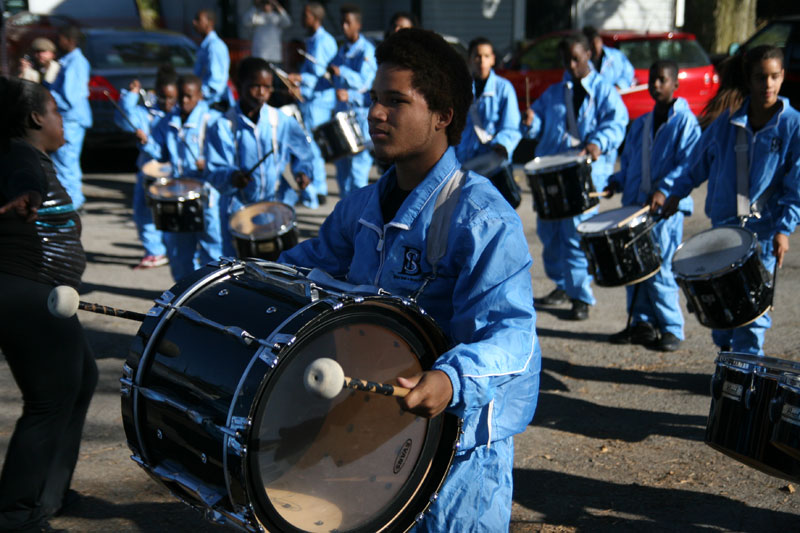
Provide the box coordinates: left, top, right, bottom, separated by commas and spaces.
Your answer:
521, 32, 628, 320
663, 45, 800, 356
327, 3, 377, 198
206, 57, 314, 257
284, 2, 337, 208
582, 25, 635, 91
192, 9, 233, 111
605, 60, 701, 351
456, 36, 521, 165
143, 74, 223, 282
113, 66, 179, 269
279, 28, 540, 532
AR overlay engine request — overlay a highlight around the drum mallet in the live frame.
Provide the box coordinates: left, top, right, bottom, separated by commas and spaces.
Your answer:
304, 357, 411, 400
47, 285, 146, 322
103, 90, 140, 133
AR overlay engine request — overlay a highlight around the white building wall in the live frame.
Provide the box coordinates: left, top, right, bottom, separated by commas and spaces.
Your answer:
422, 0, 515, 51
575, 0, 676, 32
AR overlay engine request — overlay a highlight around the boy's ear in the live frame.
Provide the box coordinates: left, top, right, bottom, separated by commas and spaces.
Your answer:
29, 111, 44, 130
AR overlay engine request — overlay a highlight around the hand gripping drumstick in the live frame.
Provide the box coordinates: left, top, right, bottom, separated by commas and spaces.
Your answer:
304, 358, 411, 400
48, 285, 146, 322
615, 205, 651, 229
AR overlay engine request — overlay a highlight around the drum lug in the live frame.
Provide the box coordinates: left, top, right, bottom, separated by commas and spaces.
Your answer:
120, 363, 134, 396
256, 344, 282, 367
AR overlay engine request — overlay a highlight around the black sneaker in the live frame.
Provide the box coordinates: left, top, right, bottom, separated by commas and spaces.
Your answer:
609, 326, 635, 344
630, 322, 658, 345
539, 288, 569, 306
656, 332, 681, 352
570, 299, 589, 320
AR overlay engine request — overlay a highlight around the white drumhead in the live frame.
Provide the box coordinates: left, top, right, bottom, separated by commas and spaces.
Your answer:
147, 178, 204, 201
461, 151, 505, 175
577, 206, 646, 234
141, 160, 172, 178
229, 201, 295, 240
524, 150, 587, 175
673, 226, 755, 276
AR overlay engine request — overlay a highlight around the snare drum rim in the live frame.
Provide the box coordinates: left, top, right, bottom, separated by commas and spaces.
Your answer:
147, 178, 206, 202
716, 352, 800, 377
576, 208, 652, 237
523, 154, 592, 176
228, 202, 298, 242
672, 226, 760, 280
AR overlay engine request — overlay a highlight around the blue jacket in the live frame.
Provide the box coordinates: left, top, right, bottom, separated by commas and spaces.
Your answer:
280, 147, 541, 450
144, 100, 221, 179
114, 89, 172, 164
609, 97, 699, 215
456, 69, 522, 163
205, 103, 314, 211
194, 30, 230, 104
597, 45, 635, 90
522, 69, 628, 189
331, 34, 376, 111
671, 97, 800, 235
45, 47, 92, 128
300, 26, 338, 106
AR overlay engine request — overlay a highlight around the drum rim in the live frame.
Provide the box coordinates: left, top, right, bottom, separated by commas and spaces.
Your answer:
577, 206, 652, 236
672, 225, 759, 279
716, 351, 800, 376
147, 178, 205, 201
523, 153, 592, 175
141, 159, 173, 179
228, 201, 297, 241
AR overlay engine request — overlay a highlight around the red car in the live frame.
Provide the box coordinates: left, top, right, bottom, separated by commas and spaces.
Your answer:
497, 30, 719, 120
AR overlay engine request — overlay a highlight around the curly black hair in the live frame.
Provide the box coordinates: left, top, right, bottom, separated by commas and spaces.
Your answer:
0, 76, 51, 148
375, 28, 472, 146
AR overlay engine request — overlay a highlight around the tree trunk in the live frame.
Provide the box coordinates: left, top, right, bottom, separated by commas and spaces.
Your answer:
684, 0, 757, 55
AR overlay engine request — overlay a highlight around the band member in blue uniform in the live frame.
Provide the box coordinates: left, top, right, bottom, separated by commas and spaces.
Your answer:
605, 60, 701, 351
583, 25, 635, 91
193, 9, 233, 111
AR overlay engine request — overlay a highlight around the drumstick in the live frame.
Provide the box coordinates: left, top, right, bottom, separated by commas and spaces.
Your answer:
525, 77, 531, 110
615, 205, 650, 228
243, 148, 275, 177
103, 90, 140, 132
269, 62, 305, 103
304, 358, 410, 400
48, 285, 146, 322
298, 49, 333, 82
588, 191, 612, 198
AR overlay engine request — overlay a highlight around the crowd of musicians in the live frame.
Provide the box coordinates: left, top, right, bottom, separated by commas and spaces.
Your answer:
1, 1, 800, 531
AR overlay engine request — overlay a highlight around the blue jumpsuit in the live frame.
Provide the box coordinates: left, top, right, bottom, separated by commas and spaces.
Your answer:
281, 25, 337, 208
608, 97, 700, 339
279, 147, 541, 531
45, 47, 92, 209
456, 69, 522, 164
143, 100, 223, 282
522, 70, 628, 305
330, 34, 377, 198
596, 45, 635, 90
114, 89, 168, 258
194, 30, 232, 107
670, 96, 800, 355
205, 103, 314, 257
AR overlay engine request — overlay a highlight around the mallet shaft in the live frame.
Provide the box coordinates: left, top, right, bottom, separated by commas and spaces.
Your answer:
78, 301, 146, 322
344, 376, 410, 398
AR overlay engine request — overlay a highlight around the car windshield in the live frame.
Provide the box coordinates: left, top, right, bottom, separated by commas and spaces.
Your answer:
742, 21, 794, 50
518, 35, 563, 70
616, 38, 710, 69
85, 34, 196, 69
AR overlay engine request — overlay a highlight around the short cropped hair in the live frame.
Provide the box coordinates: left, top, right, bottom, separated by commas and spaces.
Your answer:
340, 3, 361, 22
306, 2, 325, 22
582, 25, 601, 43
468, 37, 493, 57
155, 65, 178, 90
650, 59, 679, 81
237, 56, 272, 90
58, 25, 83, 44
558, 32, 591, 57
375, 28, 472, 146
744, 44, 784, 79
178, 74, 202, 91
197, 9, 216, 25
0, 77, 51, 147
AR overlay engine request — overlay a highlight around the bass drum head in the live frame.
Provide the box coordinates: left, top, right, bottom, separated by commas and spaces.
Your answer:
673, 226, 755, 278
248, 300, 457, 533
577, 205, 647, 235
229, 202, 296, 241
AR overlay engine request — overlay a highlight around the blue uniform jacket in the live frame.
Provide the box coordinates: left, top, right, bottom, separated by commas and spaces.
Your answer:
45, 47, 92, 128
205, 103, 314, 210
522, 70, 628, 189
194, 30, 230, 104
609, 97, 699, 214
144, 100, 221, 179
300, 26, 337, 106
115, 89, 171, 164
280, 147, 541, 450
671, 97, 800, 235
597, 45, 635, 90
331, 34, 376, 111
456, 69, 522, 163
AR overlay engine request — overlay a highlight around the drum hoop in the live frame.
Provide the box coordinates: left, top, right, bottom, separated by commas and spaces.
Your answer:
672, 226, 759, 280
716, 351, 800, 377
147, 180, 205, 202
229, 203, 297, 241
524, 155, 591, 176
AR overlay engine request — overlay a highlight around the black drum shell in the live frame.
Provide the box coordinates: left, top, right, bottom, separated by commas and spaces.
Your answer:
313, 112, 366, 162
579, 220, 661, 287
149, 196, 205, 233
488, 165, 521, 209
233, 228, 299, 261
526, 161, 598, 219
770, 381, 800, 463
706, 355, 800, 481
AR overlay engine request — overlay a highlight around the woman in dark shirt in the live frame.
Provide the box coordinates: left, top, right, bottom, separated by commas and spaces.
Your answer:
0, 77, 97, 533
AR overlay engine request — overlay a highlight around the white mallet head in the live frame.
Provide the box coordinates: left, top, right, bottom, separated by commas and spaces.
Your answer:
304, 357, 345, 399
48, 285, 80, 319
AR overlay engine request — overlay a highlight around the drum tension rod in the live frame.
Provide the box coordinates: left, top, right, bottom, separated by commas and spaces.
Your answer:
157, 302, 271, 349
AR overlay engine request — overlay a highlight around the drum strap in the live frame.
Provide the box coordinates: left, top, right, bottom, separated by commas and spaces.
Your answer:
469, 102, 493, 145
563, 83, 581, 148
640, 113, 653, 195
735, 126, 751, 218
198, 113, 211, 157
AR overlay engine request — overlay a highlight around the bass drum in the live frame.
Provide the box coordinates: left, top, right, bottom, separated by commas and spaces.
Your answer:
121, 260, 460, 533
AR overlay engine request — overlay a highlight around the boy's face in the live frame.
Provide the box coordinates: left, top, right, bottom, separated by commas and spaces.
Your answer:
368, 63, 445, 163
648, 66, 678, 105
179, 82, 202, 116
562, 42, 592, 80
342, 13, 361, 43
240, 70, 274, 110
157, 83, 178, 112
748, 57, 784, 109
469, 43, 495, 81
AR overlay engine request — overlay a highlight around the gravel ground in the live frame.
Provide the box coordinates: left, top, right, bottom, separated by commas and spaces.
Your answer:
1, 153, 798, 532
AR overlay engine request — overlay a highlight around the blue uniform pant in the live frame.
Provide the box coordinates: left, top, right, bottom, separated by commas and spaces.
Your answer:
296, 99, 334, 206
711, 232, 775, 356
335, 147, 373, 199
411, 437, 514, 532
537, 210, 597, 305
163, 186, 223, 282
51, 121, 86, 209
626, 213, 685, 339
134, 171, 166, 257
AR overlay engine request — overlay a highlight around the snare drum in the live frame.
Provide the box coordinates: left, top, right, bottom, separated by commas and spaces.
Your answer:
524, 152, 596, 219
229, 202, 299, 261
313, 111, 369, 162
577, 206, 661, 287
121, 260, 460, 532
672, 226, 773, 330
148, 178, 206, 233
462, 151, 521, 209
141, 160, 172, 206
771, 374, 800, 463
706, 352, 800, 481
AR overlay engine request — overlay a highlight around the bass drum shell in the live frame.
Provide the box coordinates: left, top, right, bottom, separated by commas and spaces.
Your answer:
706, 352, 800, 482
121, 260, 460, 533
